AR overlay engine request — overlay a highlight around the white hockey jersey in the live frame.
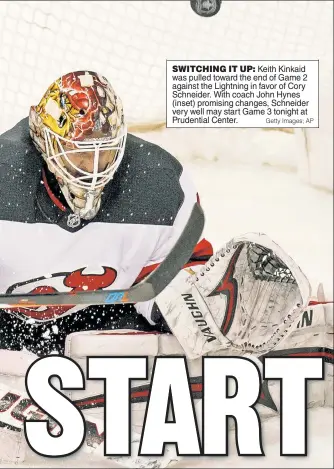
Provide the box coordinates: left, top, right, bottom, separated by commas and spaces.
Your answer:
0, 118, 212, 323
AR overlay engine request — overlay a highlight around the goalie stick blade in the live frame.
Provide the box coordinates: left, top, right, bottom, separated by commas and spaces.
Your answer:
0, 203, 205, 307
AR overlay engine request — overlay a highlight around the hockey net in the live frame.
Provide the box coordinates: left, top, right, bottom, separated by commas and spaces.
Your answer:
0, 1, 332, 192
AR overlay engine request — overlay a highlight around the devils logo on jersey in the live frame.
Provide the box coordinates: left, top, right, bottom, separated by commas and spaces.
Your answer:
5, 267, 117, 321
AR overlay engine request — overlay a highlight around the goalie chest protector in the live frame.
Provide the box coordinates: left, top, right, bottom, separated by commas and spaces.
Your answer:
0, 118, 197, 313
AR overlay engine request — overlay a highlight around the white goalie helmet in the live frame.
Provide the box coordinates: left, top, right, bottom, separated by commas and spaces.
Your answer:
29, 70, 127, 220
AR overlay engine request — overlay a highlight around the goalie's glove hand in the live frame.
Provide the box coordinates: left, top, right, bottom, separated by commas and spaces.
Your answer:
155, 233, 311, 359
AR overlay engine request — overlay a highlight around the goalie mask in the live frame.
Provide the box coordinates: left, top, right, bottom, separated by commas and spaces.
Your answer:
29, 71, 127, 220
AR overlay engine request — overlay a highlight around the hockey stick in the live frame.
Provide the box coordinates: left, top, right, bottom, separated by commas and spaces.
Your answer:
0, 203, 205, 308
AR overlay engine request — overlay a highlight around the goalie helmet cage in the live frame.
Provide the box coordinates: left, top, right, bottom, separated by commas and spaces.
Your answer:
0, 0, 332, 192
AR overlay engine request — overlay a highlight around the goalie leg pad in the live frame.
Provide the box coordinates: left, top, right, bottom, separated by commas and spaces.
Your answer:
65, 329, 195, 402
0, 350, 37, 464
0, 426, 26, 464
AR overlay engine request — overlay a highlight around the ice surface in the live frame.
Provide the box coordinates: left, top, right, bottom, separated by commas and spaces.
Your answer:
0, 161, 332, 468
2, 410, 333, 468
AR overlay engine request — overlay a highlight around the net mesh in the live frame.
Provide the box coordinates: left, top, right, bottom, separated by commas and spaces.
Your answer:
0, 1, 332, 190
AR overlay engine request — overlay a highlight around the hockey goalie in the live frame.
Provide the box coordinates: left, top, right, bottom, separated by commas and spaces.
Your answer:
0, 71, 332, 467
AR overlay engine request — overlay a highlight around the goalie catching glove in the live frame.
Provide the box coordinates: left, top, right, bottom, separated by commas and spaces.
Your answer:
154, 232, 311, 359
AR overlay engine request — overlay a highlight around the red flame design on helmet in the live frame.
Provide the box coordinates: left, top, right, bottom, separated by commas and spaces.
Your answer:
60, 71, 118, 140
